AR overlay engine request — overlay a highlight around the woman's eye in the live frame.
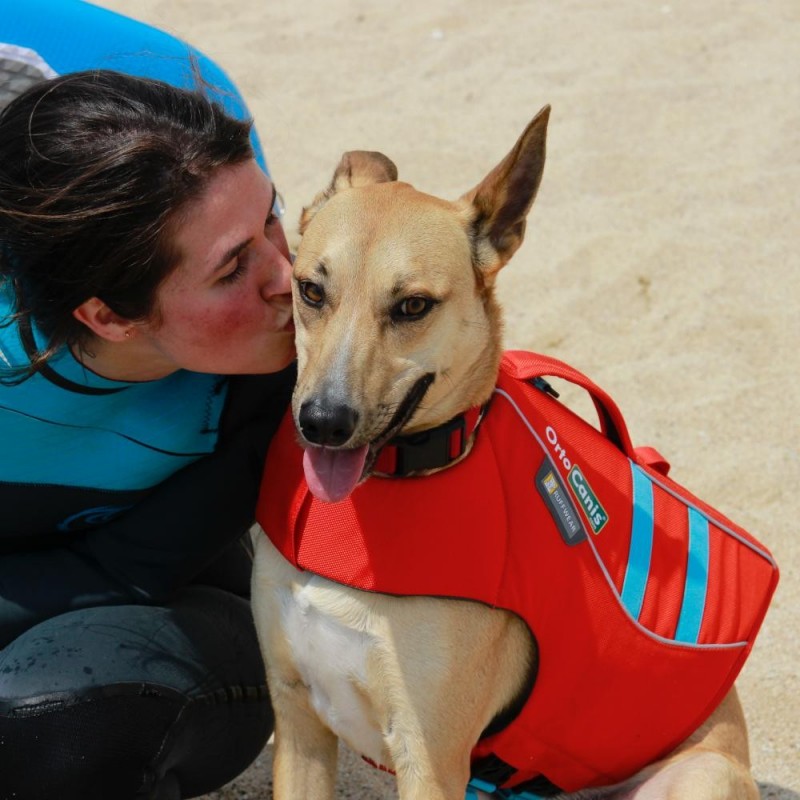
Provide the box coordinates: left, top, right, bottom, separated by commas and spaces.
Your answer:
218, 259, 247, 285
393, 296, 435, 321
299, 280, 325, 306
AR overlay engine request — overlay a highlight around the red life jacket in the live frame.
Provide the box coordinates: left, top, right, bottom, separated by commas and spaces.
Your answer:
256, 351, 778, 793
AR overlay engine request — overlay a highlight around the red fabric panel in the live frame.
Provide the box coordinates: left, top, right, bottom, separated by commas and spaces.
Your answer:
637, 489, 689, 640
261, 409, 509, 605
699, 524, 778, 646
256, 351, 779, 792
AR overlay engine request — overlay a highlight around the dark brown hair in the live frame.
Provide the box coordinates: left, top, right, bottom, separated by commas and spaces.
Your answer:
0, 69, 254, 380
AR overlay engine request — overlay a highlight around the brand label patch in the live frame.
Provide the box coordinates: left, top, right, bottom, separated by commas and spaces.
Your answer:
536, 461, 586, 546
568, 466, 608, 534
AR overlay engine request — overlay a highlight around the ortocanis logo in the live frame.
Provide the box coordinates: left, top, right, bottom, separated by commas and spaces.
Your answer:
568, 465, 608, 534
545, 424, 609, 535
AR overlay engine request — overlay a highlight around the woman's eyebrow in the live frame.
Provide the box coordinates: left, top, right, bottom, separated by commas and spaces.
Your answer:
213, 237, 253, 274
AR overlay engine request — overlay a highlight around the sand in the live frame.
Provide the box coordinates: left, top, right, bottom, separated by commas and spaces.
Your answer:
93, 1, 800, 797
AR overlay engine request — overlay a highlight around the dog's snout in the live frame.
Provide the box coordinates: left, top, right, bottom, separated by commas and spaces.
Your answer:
299, 399, 359, 447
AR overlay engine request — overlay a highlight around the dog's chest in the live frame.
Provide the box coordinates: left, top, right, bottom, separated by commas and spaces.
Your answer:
279, 577, 387, 765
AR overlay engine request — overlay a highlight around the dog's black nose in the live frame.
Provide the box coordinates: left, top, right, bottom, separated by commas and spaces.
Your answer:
298, 399, 359, 447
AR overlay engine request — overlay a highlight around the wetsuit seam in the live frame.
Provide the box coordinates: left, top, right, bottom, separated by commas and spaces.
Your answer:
0, 682, 190, 716
191, 683, 270, 706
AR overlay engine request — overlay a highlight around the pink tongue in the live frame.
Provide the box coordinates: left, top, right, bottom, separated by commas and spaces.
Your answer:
303, 445, 369, 503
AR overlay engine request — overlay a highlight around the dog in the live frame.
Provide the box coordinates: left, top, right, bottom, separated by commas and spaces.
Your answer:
251, 106, 765, 799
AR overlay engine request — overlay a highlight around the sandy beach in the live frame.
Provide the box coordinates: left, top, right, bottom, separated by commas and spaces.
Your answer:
92, 1, 799, 797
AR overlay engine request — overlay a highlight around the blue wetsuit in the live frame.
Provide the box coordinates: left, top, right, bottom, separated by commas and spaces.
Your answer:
0, 289, 294, 800
0, 293, 230, 540
0, 4, 294, 798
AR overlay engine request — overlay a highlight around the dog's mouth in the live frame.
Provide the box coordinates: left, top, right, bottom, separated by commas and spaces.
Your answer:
302, 372, 434, 504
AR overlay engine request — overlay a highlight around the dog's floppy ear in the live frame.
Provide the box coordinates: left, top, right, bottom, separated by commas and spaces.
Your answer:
299, 150, 398, 234
461, 105, 550, 284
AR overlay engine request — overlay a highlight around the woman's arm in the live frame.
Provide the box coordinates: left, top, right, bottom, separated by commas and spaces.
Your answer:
0, 367, 294, 648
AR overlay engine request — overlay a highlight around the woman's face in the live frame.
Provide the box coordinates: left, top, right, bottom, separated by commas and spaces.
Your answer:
137, 159, 295, 376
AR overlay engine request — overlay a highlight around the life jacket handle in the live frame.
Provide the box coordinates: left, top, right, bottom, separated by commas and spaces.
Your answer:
500, 351, 670, 475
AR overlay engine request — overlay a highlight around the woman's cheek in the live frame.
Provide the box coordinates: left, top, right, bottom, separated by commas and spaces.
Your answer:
167, 297, 235, 344
202, 304, 249, 341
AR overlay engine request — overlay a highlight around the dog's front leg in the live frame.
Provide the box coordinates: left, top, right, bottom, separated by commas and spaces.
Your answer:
251, 537, 338, 798
371, 597, 533, 800
393, 760, 471, 800
269, 674, 339, 799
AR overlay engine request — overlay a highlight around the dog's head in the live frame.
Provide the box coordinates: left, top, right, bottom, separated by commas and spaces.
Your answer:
290, 106, 550, 502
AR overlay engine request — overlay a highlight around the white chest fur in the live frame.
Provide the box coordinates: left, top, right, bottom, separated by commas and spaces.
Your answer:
278, 574, 388, 766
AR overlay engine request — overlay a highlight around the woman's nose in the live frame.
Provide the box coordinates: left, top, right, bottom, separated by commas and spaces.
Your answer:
260, 245, 293, 301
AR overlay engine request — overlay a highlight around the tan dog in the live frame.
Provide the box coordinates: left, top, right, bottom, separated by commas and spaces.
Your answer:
251, 107, 759, 799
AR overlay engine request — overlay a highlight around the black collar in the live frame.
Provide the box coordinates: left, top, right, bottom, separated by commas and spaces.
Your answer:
372, 404, 486, 477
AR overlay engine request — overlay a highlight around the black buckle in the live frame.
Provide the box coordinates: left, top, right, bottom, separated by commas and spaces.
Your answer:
530, 376, 560, 399
390, 414, 466, 475
470, 754, 517, 789
470, 754, 562, 797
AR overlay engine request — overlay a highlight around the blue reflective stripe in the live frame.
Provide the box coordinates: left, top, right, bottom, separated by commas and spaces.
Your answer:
674, 508, 710, 643
468, 778, 495, 793
467, 778, 497, 795
621, 463, 654, 619
466, 779, 547, 799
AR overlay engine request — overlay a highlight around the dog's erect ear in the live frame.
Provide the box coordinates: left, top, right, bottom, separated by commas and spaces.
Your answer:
461, 105, 550, 283
299, 150, 398, 234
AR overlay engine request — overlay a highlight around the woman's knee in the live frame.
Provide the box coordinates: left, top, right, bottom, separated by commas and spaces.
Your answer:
0, 586, 266, 698
0, 588, 273, 798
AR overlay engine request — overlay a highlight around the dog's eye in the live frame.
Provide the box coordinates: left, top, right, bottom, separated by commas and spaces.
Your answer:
299, 280, 325, 307
393, 296, 435, 321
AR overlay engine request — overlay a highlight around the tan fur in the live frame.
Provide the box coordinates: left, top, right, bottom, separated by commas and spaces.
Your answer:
252, 106, 758, 799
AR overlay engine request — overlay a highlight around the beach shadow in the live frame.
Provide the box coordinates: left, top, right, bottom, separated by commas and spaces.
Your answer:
760, 783, 800, 800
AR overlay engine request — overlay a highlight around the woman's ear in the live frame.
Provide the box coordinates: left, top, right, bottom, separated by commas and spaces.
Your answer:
72, 297, 134, 342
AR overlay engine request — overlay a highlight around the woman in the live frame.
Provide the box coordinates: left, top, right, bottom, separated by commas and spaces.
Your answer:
0, 70, 295, 799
